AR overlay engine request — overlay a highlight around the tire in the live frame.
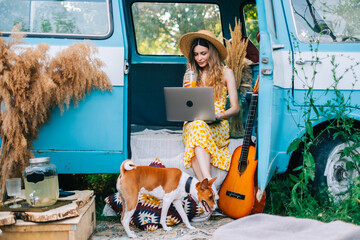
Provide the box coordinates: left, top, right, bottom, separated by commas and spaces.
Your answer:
310, 132, 360, 197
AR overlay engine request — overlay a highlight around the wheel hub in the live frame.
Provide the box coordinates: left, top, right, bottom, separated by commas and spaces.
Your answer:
334, 165, 348, 182
324, 143, 359, 197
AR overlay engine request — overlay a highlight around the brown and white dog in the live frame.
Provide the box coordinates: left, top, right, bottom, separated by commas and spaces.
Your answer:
116, 159, 217, 238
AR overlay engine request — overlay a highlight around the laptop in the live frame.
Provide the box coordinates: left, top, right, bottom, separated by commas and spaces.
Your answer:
164, 87, 216, 122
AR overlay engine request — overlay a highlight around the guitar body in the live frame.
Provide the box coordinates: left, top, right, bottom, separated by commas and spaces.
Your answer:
218, 144, 258, 219
218, 77, 260, 219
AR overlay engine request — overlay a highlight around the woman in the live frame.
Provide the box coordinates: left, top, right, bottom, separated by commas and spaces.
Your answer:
179, 30, 240, 221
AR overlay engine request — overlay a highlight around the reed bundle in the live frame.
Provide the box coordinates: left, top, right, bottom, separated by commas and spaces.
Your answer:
225, 19, 252, 138
0, 27, 112, 202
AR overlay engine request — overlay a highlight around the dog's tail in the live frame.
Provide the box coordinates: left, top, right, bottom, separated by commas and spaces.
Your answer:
120, 159, 137, 175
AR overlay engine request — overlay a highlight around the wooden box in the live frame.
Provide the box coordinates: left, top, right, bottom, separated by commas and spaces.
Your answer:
0, 196, 96, 240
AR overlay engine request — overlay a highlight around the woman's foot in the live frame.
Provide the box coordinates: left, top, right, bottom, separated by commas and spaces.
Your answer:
191, 211, 212, 222
212, 208, 225, 216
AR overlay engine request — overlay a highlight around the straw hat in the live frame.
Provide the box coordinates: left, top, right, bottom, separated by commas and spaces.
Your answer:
179, 30, 228, 62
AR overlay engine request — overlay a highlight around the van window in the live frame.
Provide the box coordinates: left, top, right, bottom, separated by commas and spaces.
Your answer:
243, 3, 259, 49
0, 0, 110, 37
291, 0, 360, 43
265, 0, 277, 40
131, 2, 222, 55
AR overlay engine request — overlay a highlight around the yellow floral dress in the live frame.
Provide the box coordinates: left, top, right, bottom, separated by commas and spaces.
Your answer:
182, 72, 231, 171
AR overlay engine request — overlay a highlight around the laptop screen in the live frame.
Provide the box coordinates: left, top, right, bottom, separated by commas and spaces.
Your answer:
164, 87, 216, 122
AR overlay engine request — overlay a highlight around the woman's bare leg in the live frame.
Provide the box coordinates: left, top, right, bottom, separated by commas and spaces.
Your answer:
194, 147, 219, 201
194, 146, 212, 180
191, 156, 204, 181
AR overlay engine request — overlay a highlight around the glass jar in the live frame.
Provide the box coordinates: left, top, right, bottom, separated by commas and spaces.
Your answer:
185, 70, 197, 87
24, 157, 59, 207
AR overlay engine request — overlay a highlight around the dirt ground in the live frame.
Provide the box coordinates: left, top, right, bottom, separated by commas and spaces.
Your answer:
90, 215, 233, 240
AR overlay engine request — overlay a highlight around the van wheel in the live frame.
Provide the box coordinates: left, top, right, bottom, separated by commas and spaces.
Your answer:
311, 133, 360, 198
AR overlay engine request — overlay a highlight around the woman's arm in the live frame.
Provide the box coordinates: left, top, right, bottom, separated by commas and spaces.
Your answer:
215, 68, 240, 120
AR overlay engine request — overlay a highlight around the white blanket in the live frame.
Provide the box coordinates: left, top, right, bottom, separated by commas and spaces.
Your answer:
131, 128, 243, 189
213, 213, 360, 240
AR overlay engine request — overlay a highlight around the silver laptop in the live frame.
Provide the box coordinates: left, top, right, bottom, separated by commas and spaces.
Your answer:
164, 87, 216, 122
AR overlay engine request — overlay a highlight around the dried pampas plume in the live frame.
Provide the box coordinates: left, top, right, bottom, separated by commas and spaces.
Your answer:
0, 26, 112, 202
225, 18, 252, 138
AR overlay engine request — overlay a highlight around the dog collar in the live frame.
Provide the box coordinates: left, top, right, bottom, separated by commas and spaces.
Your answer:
185, 176, 193, 194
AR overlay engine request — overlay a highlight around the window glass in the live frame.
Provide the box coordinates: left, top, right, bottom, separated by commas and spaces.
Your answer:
265, 0, 277, 40
0, 0, 110, 36
291, 0, 360, 43
243, 3, 259, 49
132, 2, 222, 55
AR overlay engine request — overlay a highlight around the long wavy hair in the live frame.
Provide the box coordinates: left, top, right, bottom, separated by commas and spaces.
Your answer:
186, 38, 225, 99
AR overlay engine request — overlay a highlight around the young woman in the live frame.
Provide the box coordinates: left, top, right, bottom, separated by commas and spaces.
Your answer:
179, 30, 240, 221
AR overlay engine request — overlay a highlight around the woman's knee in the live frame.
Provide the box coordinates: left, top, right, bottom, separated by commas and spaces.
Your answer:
191, 120, 210, 129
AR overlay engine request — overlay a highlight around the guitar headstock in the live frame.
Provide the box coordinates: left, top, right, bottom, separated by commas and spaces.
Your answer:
253, 76, 259, 94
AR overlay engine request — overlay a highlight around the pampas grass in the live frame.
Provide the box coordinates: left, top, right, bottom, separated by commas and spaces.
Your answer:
225, 19, 252, 138
0, 26, 112, 202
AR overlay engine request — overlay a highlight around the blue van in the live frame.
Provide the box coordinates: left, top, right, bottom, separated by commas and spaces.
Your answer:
1, 0, 359, 198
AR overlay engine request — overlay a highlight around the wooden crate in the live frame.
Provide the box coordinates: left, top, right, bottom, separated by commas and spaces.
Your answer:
0, 196, 96, 240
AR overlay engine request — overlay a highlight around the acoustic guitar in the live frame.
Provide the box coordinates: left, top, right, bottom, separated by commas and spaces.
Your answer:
218, 78, 260, 218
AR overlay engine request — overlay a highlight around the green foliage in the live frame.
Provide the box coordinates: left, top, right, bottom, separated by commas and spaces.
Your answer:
41, 19, 52, 33
264, 174, 360, 225
53, 9, 77, 34
243, 4, 259, 49
132, 2, 222, 55
86, 174, 118, 197
318, 0, 360, 38
283, 34, 360, 224
287, 138, 302, 154
85, 174, 119, 219
59, 173, 119, 220
130, 2, 260, 55
0, 1, 107, 35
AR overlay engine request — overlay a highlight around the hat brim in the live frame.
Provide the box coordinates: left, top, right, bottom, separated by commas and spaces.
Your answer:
179, 32, 227, 62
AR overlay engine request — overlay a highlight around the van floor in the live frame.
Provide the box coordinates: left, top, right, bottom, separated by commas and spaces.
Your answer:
90, 215, 233, 239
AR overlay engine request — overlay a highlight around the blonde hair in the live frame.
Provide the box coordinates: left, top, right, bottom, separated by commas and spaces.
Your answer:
186, 39, 225, 99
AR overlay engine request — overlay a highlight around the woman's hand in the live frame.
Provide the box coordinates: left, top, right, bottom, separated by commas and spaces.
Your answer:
215, 112, 225, 120
183, 79, 191, 87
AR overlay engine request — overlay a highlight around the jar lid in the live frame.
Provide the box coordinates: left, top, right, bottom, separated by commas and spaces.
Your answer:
29, 157, 50, 164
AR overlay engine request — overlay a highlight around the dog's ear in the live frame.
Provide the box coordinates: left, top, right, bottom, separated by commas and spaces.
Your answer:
208, 177, 217, 187
200, 178, 209, 190
196, 181, 201, 190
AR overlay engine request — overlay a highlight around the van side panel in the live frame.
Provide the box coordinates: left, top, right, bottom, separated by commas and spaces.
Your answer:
257, 0, 294, 190
268, 0, 360, 186
257, 0, 276, 191
31, 0, 128, 173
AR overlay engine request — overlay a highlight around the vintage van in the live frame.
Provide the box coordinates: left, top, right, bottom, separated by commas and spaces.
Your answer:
1, 0, 359, 198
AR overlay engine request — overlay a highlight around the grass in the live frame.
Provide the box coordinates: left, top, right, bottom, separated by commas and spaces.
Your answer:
263, 173, 360, 225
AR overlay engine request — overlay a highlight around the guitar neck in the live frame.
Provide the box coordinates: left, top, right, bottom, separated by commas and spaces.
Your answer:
239, 93, 258, 165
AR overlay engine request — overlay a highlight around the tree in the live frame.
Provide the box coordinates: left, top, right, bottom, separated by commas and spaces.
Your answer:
132, 3, 222, 55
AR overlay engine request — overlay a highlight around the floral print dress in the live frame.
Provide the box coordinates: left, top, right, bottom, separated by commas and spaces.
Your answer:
182, 73, 231, 171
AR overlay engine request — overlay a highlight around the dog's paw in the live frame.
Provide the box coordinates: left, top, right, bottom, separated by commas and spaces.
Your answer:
163, 226, 172, 231
186, 225, 195, 230
127, 230, 137, 238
